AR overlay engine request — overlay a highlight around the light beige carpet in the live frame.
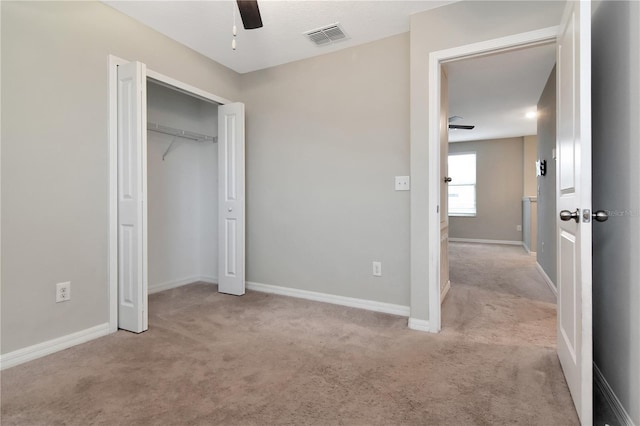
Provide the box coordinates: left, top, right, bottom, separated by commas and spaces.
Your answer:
442, 242, 557, 348
1, 243, 578, 425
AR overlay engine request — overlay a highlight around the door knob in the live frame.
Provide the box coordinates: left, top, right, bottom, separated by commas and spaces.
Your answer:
444, 177, 452, 183
561, 209, 609, 223
560, 209, 580, 223
592, 210, 609, 222
228, 207, 233, 212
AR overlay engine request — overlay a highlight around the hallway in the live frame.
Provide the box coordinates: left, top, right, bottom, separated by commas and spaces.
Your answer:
442, 242, 556, 348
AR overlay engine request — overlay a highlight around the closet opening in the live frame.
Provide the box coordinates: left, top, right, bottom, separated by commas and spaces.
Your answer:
146, 80, 220, 296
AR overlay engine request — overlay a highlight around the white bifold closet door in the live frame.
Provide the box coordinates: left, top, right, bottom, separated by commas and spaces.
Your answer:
117, 60, 246, 332
117, 61, 148, 333
217, 103, 246, 296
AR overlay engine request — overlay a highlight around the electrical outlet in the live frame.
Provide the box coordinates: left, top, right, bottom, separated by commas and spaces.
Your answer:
372, 261, 382, 277
395, 176, 410, 191
516, 225, 522, 232
56, 282, 71, 303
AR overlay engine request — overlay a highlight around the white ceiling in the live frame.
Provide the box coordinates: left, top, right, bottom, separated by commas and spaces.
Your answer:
447, 43, 557, 143
104, 0, 454, 74
105, 1, 556, 142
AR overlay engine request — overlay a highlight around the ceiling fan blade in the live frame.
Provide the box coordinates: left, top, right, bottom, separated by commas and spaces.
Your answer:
449, 124, 475, 130
237, 0, 263, 30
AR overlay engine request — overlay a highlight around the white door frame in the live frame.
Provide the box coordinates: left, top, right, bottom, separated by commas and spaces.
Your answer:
108, 55, 233, 332
421, 26, 559, 333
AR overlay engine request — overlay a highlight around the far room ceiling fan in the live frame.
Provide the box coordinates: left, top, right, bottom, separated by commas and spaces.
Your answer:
237, 0, 263, 30
448, 116, 475, 130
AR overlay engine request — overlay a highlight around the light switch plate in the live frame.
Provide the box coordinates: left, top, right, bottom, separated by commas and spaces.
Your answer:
372, 261, 382, 277
395, 176, 410, 191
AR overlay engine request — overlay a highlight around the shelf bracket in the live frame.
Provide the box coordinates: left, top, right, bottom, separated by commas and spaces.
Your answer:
162, 139, 178, 161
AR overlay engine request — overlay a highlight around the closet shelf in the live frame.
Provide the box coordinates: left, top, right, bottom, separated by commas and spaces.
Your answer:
148, 122, 217, 143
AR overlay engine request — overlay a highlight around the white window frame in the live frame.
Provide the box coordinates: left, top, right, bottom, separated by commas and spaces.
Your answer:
448, 151, 477, 217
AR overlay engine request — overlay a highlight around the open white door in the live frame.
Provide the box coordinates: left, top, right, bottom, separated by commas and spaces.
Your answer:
556, 1, 592, 424
218, 103, 246, 295
117, 61, 148, 333
440, 67, 451, 303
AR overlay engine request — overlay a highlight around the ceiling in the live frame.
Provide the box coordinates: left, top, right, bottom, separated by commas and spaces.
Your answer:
446, 43, 557, 143
105, 1, 556, 142
104, 0, 454, 74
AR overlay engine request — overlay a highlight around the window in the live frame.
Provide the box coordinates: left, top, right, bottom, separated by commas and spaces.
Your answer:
448, 153, 476, 216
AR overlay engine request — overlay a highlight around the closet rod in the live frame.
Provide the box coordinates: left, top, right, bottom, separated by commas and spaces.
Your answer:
147, 121, 217, 143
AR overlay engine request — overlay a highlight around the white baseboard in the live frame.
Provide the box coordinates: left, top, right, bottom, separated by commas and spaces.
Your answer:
594, 363, 636, 426
449, 238, 523, 246
246, 281, 410, 317
523, 244, 537, 256
0, 323, 111, 370
408, 317, 431, 332
535, 262, 557, 298
149, 275, 218, 294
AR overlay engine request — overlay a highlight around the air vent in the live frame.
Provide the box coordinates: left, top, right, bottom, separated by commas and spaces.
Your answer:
304, 23, 349, 47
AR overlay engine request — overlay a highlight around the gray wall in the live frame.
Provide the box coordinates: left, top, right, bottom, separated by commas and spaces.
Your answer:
522, 198, 537, 254
523, 136, 537, 252
592, 1, 640, 424
239, 34, 410, 306
448, 137, 524, 242
536, 66, 557, 286
523, 135, 538, 197
1, 1, 240, 354
409, 1, 565, 320
147, 83, 218, 290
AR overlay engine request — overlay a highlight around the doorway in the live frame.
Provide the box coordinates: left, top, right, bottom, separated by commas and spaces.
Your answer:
424, 29, 559, 333
108, 56, 246, 334
438, 39, 558, 345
